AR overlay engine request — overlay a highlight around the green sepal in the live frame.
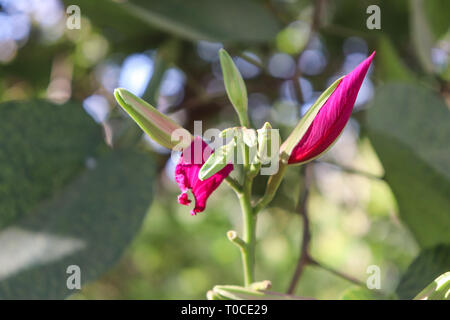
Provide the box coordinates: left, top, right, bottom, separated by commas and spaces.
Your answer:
114, 88, 191, 149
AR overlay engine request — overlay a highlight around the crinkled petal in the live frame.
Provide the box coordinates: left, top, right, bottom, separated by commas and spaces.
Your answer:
175, 137, 233, 215
289, 52, 375, 164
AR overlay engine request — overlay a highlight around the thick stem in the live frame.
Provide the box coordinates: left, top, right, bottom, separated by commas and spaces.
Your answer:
238, 178, 255, 287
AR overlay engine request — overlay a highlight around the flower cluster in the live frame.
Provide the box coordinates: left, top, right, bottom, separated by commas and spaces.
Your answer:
115, 51, 374, 216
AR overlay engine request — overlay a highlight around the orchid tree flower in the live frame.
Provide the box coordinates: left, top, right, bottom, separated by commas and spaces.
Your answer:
176, 137, 233, 215
114, 49, 376, 293
281, 52, 375, 164
114, 88, 233, 217
256, 52, 375, 213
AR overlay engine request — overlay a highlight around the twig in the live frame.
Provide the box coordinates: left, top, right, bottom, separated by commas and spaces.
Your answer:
309, 258, 366, 287
238, 52, 266, 70
287, 164, 313, 294
314, 160, 385, 181
287, 163, 370, 294
312, 0, 325, 32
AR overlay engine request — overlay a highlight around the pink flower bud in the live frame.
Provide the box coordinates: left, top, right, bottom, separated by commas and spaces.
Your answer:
288, 52, 375, 164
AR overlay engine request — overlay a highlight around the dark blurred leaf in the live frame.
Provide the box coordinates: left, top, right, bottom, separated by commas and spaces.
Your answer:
330, 0, 409, 43
410, 0, 435, 73
63, 0, 157, 41
376, 36, 417, 82
0, 149, 155, 299
68, 0, 280, 43
0, 100, 103, 228
367, 83, 450, 248
396, 244, 450, 299
0, 42, 70, 92
423, 0, 450, 39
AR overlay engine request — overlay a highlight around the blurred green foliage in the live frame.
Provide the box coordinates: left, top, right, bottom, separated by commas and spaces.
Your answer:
0, 100, 102, 228
397, 245, 450, 299
367, 84, 450, 248
0, 148, 156, 299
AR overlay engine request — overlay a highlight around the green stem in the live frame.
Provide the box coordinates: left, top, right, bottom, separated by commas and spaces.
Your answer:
225, 176, 242, 193
238, 178, 255, 287
254, 162, 287, 214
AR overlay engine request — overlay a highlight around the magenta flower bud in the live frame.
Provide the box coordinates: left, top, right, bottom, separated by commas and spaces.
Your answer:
175, 137, 233, 215
288, 52, 375, 164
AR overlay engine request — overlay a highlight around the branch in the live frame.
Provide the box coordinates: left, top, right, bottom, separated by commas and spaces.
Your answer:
287, 163, 370, 294
314, 160, 385, 181
287, 164, 313, 294
309, 258, 366, 287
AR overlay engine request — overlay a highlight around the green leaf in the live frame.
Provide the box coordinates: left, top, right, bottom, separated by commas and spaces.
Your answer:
0, 150, 156, 299
142, 40, 181, 105
367, 83, 450, 248
62, 0, 156, 40
376, 36, 417, 82
423, 0, 450, 39
276, 22, 310, 55
396, 244, 450, 299
280, 76, 344, 163
199, 138, 236, 181
414, 272, 450, 300
67, 0, 280, 43
0, 100, 103, 228
114, 88, 191, 150
341, 287, 380, 300
410, 0, 435, 73
219, 49, 249, 127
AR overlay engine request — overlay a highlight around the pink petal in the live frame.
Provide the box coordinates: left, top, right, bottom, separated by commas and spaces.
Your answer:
175, 137, 233, 215
289, 52, 375, 164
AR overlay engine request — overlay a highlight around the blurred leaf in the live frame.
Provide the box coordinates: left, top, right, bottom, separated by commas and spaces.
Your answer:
0, 150, 155, 299
414, 272, 450, 300
376, 36, 417, 82
276, 22, 310, 55
62, 0, 156, 40
367, 83, 450, 248
219, 49, 249, 127
410, 0, 435, 73
423, 0, 450, 39
0, 100, 103, 228
341, 287, 380, 300
396, 244, 450, 299
0, 42, 67, 92
330, 0, 409, 44
142, 41, 180, 105
68, 0, 280, 43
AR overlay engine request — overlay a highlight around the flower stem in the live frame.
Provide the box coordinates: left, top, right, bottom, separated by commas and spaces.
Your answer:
254, 162, 287, 214
238, 178, 255, 287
